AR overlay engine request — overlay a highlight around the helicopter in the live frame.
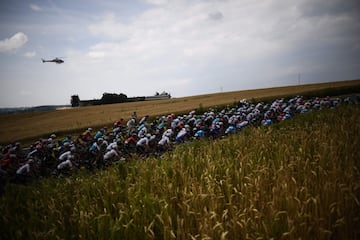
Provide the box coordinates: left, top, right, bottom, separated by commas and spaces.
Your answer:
41, 57, 64, 64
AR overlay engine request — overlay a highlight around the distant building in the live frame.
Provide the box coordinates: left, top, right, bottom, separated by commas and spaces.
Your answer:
145, 92, 171, 101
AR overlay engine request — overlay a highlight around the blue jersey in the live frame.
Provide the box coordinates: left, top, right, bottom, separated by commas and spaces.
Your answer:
94, 131, 103, 140
225, 125, 235, 134
195, 129, 205, 137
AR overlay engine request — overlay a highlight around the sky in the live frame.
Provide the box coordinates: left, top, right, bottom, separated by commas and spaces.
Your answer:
0, 0, 359, 107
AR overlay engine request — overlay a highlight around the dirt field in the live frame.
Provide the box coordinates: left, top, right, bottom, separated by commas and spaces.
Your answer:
0, 79, 359, 144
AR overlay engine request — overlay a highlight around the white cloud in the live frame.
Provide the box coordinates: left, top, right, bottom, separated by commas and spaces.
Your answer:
84, 1, 359, 73
0, 32, 28, 53
208, 11, 223, 21
87, 51, 106, 60
2, 0, 358, 107
88, 1, 284, 56
24, 51, 36, 58
30, 4, 43, 12
88, 13, 130, 39
82, 1, 312, 97
144, 0, 169, 6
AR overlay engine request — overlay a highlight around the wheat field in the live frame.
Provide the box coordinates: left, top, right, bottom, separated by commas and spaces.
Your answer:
0, 79, 359, 144
1, 105, 359, 239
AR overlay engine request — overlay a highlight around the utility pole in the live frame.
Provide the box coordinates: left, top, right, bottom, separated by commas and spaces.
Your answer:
298, 73, 301, 85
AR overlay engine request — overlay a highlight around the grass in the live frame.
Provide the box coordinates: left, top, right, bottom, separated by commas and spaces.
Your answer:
0, 79, 359, 144
1, 105, 359, 239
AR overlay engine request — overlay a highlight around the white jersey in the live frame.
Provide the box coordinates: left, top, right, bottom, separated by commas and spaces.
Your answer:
106, 142, 118, 151
176, 128, 187, 138
127, 118, 136, 128
163, 129, 173, 138
16, 163, 30, 175
58, 151, 72, 162
27, 149, 38, 159
136, 137, 149, 146
103, 149, 119, 160
139, 116, 147, 125
138, 127, 147, 138
158, 136, 170, 146
57, 159, 72, 170
237, 121, 249, 129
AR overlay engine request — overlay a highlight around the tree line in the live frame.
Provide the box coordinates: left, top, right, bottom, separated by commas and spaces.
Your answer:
71, 92, 171, 107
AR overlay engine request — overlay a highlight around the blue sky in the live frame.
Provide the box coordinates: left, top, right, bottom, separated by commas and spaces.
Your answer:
0, 0, 359, 107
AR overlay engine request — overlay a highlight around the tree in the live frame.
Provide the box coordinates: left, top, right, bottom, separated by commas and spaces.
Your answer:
71, 95, 80, 107
100, 93, 128, 104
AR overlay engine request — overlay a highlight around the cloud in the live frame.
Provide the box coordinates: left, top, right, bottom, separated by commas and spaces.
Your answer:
0, 32, 28, 53
80, 1, 299, 94
144, 0, 169, 5
0, 0, 358, 108
208, 11, 223, 21
297, 0, 360, 18
88, 13, 130, 39
24, 51, 36, 58
30, 4, 43, 12
78, 0, 360, 98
